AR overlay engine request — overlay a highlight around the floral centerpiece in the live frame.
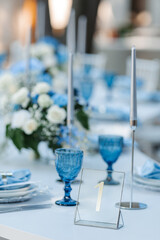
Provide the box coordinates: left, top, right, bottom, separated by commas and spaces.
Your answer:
6, 82, 89, 159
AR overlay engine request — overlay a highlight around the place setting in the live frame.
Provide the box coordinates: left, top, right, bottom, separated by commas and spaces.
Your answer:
0, 169, 53, 213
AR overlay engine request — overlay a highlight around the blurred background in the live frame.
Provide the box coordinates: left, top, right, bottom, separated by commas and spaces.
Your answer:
1, 0, 160, 69
0, 0, 160, 162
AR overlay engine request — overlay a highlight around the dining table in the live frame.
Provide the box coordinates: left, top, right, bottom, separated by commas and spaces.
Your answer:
0, 140, 159, 240
0, 85, 159, 240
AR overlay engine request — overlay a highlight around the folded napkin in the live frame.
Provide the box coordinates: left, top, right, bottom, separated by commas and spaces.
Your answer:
114, 75, 143, 89
149, 92, 160, 102
138, 91, 160, 102
139, 160, 160, 179
0, 169, 31, 186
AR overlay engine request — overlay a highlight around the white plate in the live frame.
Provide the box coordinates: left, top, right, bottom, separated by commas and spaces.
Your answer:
0, 185, 31, 194
134, 174, 160, 188
0, 192, 37, 203
0, 181, 35, 190
0, 184, 37, 198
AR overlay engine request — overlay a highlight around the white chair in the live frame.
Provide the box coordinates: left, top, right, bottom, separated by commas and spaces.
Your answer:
126, 57, 160, 91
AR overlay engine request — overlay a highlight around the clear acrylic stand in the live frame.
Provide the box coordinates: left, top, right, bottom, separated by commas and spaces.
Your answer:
74, 168, 125, 229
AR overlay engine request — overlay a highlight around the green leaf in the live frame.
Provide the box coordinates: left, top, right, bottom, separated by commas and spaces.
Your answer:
6, 124, 12, 138
23, 133, 40, 154
6, 125, 24, 151
76, 109, 89, 130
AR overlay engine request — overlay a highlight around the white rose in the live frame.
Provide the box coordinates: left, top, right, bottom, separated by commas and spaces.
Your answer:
47, 105, 66, 124
23, 119, 38, 135
38, 94, 52, 108
42, 55, 57, 68
11, 110, 31, 129
33, 82, 50, 95
0, 73, 18, 94
30, 43, 54, 59
12, 87, 29, 107
53, 73, 67, 94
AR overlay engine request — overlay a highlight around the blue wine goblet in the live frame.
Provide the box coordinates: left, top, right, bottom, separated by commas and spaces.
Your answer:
104, 72, 116, 100
55, 148, 83, 206
99, 135, 123, 185
80, 77, 94, 107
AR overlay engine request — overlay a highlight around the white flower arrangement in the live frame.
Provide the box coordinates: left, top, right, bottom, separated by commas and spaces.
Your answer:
30, 42, 54, 60
6, 82, 89, 159
0, 72, 18, 94
12, 87, 30, 108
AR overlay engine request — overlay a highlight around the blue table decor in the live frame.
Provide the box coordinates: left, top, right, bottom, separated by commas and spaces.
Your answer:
0, 169, 31, 187
55, 148, 83, 206
99, 135, 123, 185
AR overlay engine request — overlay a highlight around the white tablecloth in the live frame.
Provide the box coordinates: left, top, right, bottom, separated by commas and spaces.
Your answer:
0, 145, 159, 240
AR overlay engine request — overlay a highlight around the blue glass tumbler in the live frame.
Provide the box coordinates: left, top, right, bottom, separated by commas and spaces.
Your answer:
99, 135, 123, 185
55, 148, 83, 206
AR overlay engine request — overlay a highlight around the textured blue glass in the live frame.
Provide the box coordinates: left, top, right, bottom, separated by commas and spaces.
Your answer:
55, 148, 83, 206
104, 72, 116, 89
99, 135, 123, 185
80, 78, 94, 103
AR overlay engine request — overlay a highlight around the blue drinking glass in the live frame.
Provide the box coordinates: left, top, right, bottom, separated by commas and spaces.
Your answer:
99, 135, 123, 185
80, 77, 94, 106
104, 72, 116, 100
55, 148, 83, 206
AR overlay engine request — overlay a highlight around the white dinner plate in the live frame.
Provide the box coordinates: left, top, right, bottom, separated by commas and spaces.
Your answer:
0, 181, 35, 190
0, 184, 37, 198
0, 192, 37, 203
134, 174, 160, 188
0, 185, 31, 194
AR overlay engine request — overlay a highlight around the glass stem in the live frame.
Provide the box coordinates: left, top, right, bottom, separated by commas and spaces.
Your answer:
64, 181, 72, 201
107, 163, 113, 181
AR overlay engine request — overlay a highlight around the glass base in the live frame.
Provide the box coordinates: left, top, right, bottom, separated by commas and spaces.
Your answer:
101, 179, 120, 185
115, 202, 147, 210
55, 198, 77, 206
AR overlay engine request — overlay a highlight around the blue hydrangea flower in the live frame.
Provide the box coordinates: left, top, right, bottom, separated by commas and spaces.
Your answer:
37, 73, 53, 85
10, 58, 45, 74
52, 94, 67, 107
32, 94, 39, 104
38, 36, 59, 49
56, 44, 68, 64
58, 125, 84, 147
0, 53, 6, 68
48, 91, 55, 97
13, 104, 21, 111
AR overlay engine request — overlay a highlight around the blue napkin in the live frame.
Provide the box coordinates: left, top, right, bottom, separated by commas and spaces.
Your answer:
138, 91, 160, 102
140, 160, 160, 179
106, 107, 129, 121
149, 92, 160, 102
114, 75, 143, 89
0, 169, 31, 186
